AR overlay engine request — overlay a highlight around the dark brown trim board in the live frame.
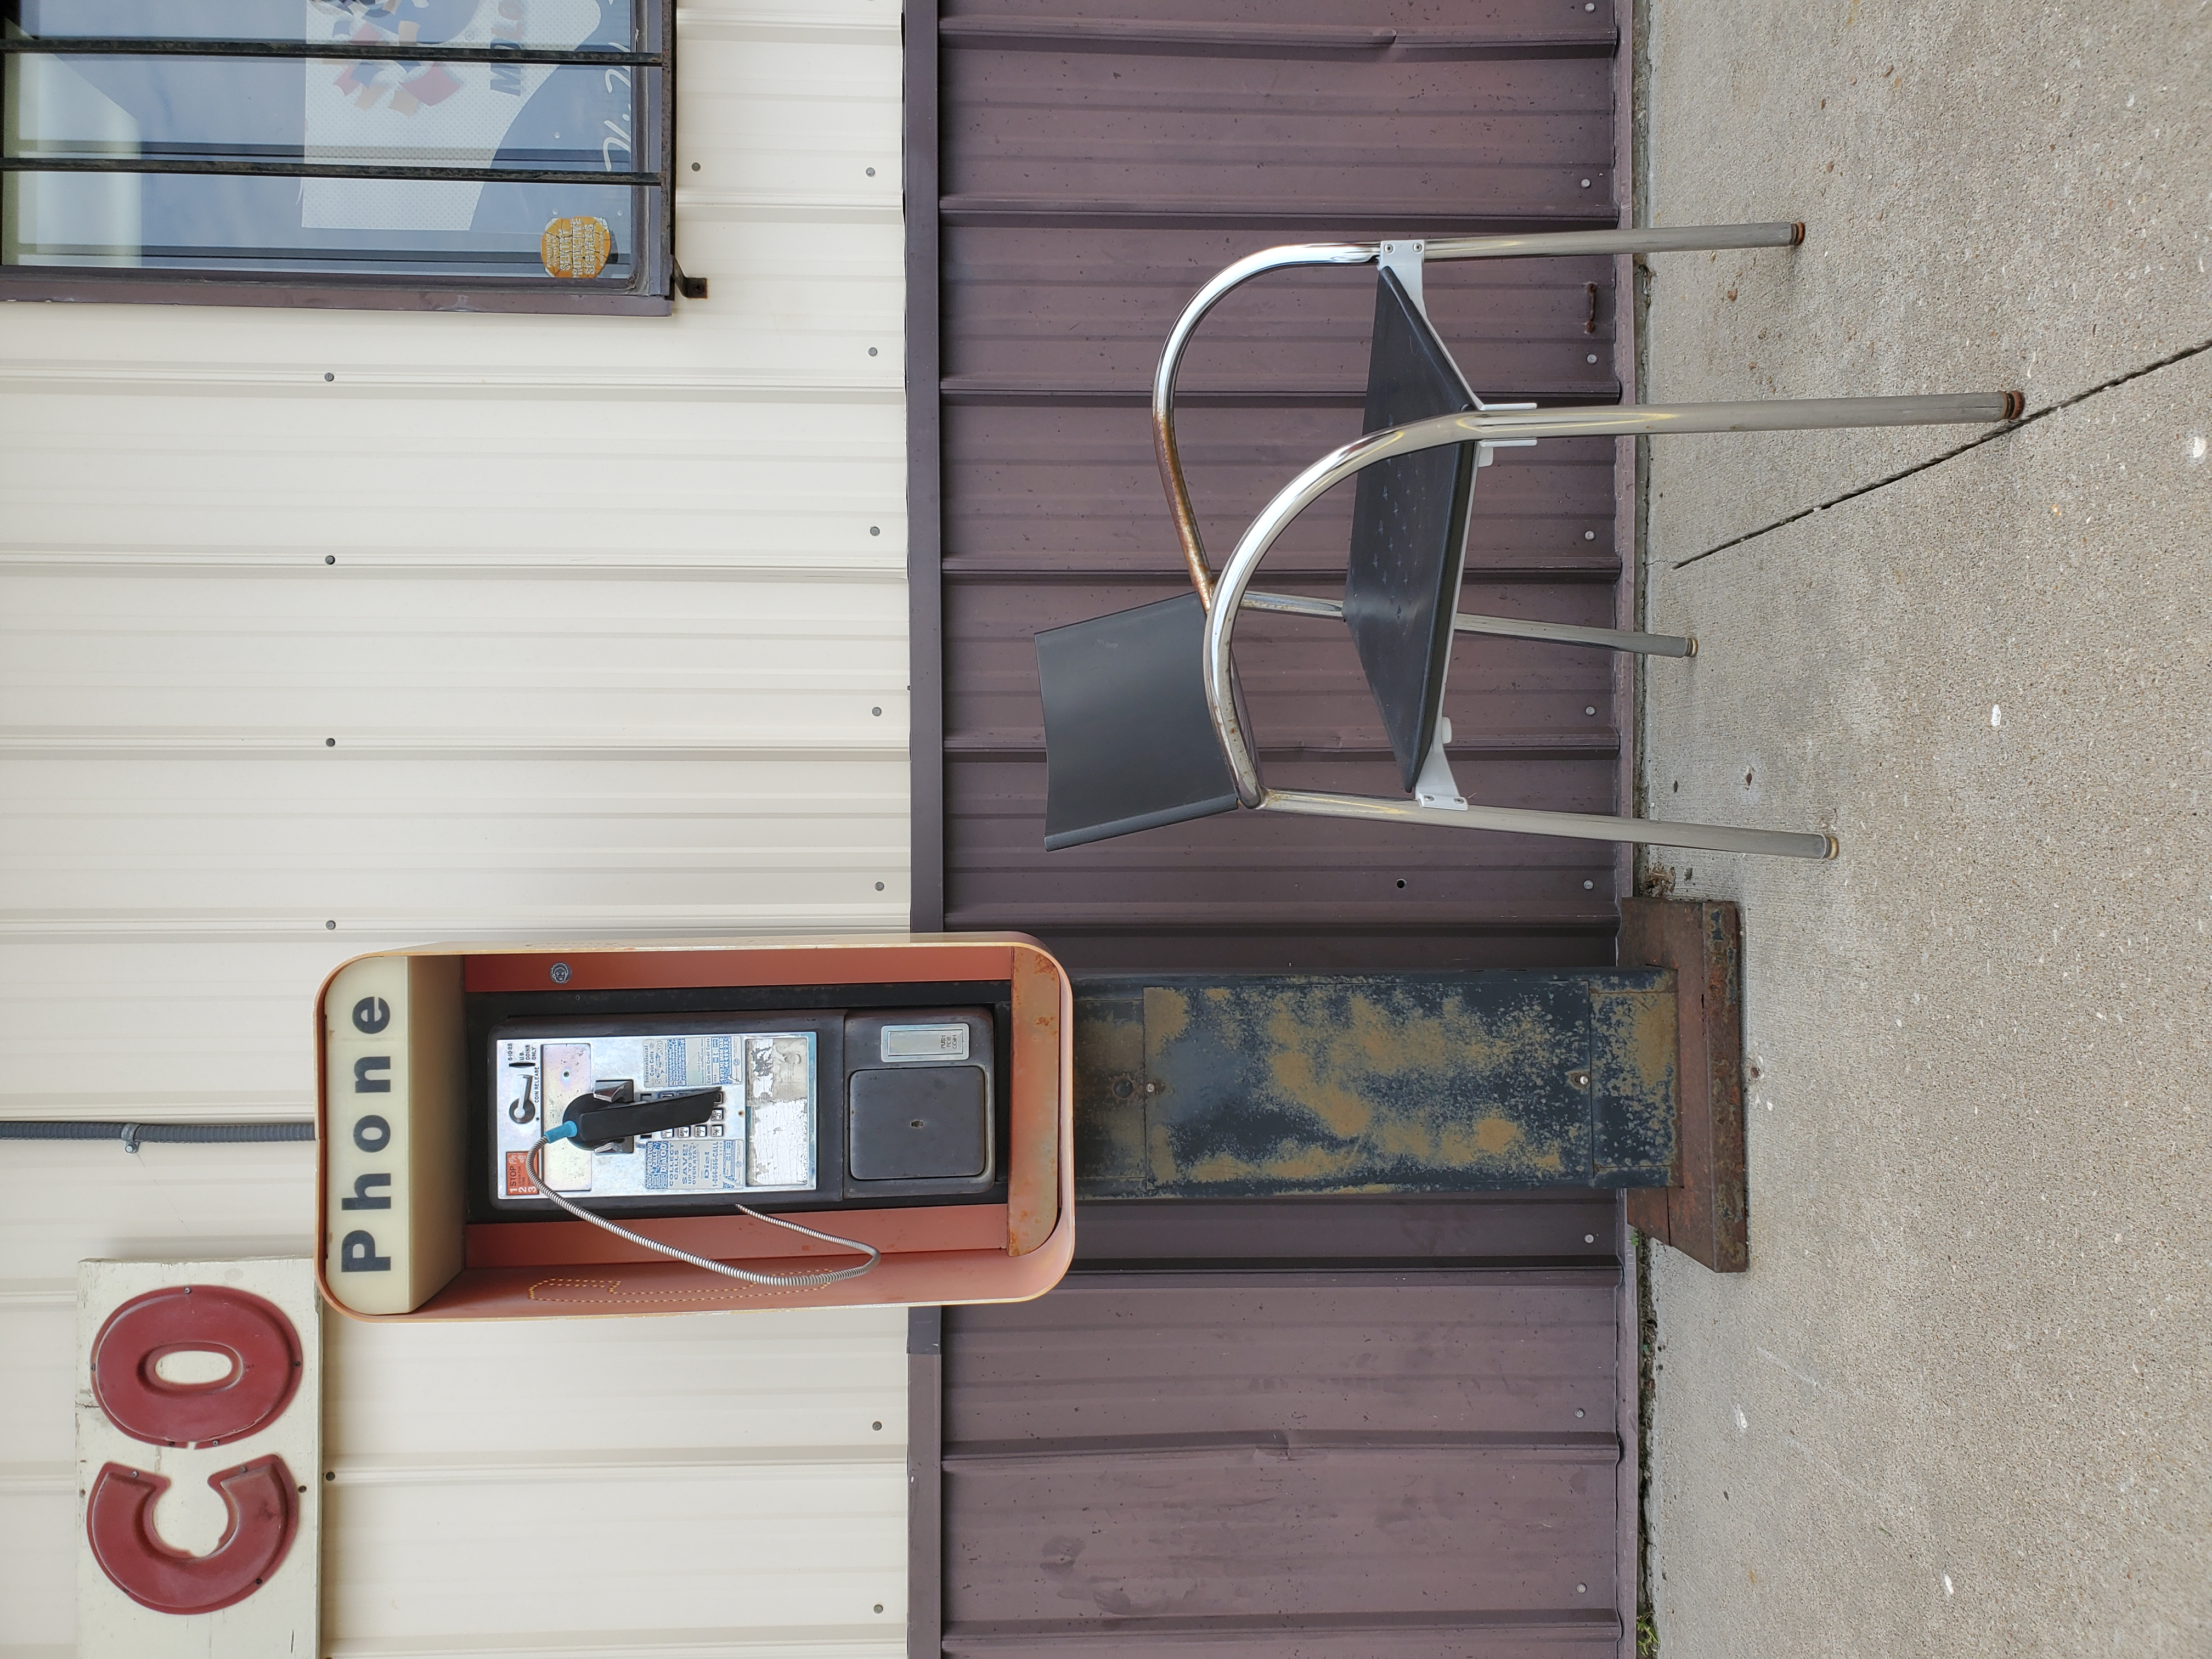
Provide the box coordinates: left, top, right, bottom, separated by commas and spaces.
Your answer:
1607, 0, 1639, 912
1606, 14, 1641, 1651
904, 0, 947, 933
1620, 896, 1748, 1272
1612, 1190, 1640, 1659
907, 1306, 944, 1659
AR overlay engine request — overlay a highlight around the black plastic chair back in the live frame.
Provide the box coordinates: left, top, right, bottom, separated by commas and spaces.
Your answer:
1035, 592, 1239, 851
1344, 267, 1480, 793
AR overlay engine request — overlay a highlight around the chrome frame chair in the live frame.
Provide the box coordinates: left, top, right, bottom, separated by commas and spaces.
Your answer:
1041, 222, 2022, 860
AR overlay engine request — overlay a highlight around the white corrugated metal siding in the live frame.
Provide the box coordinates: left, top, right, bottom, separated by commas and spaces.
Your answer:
0, 2, 911, 1652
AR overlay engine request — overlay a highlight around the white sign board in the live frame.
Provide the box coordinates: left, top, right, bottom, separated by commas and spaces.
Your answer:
76, 1258, 321, 1658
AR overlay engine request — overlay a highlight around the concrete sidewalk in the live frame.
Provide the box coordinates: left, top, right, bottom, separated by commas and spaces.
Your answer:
1635, 5, 2210, 1656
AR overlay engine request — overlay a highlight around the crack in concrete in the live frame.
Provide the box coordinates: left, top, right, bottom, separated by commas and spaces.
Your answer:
1671, 334, 2212, 569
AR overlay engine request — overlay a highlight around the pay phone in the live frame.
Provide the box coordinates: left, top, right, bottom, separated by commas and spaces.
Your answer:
484, 1006, 1000, 1219
316, 939, 1072, 1322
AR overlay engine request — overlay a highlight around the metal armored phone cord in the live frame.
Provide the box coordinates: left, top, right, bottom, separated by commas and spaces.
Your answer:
525, 1134, 879, 1289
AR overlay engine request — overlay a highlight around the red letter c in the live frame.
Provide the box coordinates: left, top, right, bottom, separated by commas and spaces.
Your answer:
85, 1456, 300, 1615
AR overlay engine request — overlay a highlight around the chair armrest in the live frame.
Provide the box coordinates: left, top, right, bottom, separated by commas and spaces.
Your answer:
1153, 242, 1375, 606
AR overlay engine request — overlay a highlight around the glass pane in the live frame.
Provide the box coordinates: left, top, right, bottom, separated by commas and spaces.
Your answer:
2, 3, 661, 282
5, 54, 650, 173
13, 0, 645, 53
14, 1, 313, 43
5, 171, 647, 278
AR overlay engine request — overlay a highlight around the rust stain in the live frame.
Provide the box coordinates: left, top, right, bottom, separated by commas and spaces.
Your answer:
1375, 1115, 1440, 1161
1472, 1116, 1522, 1156
1183, 1139, 1364, 1187
1620, 988, 1679, 1099
1227, 986, 1578, 1181
1265, 1003, 1374, 1138
1592, 985, 1679, 1174
1144, 985, 1191, 1048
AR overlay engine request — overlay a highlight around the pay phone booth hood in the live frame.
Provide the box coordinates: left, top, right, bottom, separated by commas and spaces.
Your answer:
313, 934, 1075, 1322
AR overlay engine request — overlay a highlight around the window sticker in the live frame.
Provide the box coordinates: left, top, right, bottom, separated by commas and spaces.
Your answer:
540, 214, 611, 276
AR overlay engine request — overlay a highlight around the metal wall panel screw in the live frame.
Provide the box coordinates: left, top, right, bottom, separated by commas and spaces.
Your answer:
690, 161, 700, 171
1580, 178, 1592, 187
868, 347, 878, 356
1576, 1408, 1587, 1417
1583, 879, 1594, 889
869, 526, 881, 535
866, 167, 876, 176
1586, 353, 1599, 363
325, 554, 336, 564
324, 372, 334, 381
1584, 1234, 1596, 1243
550, 962, 572, 984
1577, 1584, 1588, 1594
1569, 1071, 1591, 1089
1584, 706, 1597, 715
1584, 530, 1596, 539
875, 882, 885, 891
325, 920, 336, 929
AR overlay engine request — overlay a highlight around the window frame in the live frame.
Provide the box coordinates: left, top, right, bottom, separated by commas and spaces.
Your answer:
0, 3, 678, 314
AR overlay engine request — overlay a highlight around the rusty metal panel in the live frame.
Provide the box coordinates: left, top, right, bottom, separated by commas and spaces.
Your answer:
1620, 898, 1748, 1271
918, 1, 1631, 970
1070, 974, 1677, 1196
934, 1197, 1627, 1657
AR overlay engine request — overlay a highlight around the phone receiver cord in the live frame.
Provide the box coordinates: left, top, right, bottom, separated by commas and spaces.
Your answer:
526, 1137, 881, 1289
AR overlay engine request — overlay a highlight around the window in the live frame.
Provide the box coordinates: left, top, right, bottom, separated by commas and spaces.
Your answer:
1, 0, 676, 312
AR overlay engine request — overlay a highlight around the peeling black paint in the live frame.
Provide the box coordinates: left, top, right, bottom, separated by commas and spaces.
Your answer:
1074, 972, 1678, 1198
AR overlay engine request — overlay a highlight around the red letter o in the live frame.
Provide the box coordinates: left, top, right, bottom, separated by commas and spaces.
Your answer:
89, 1285, 303, 1447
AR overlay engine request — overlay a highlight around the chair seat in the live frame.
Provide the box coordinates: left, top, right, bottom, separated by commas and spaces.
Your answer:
1035, 593, 1239, 851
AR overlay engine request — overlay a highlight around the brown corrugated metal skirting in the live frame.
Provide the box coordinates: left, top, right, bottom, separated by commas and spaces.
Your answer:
928, 1198, 1630, 1657
910, 0, 1633, 973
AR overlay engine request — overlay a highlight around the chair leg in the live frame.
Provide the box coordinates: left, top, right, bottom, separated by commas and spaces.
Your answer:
1261, 788, 1837, 860
1240, 591, 1695, 658
1452, 613, 1694, 658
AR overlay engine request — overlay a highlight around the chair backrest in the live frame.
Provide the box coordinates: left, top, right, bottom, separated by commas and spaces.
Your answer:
1035, 592, 1240, 851
1344, 267, 1480, 794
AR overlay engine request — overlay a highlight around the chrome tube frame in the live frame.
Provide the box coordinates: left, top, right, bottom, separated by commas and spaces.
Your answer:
1262, 788, 1838, 861
1202, 390, 2016, 859
1151, 223, 1807, 606
1153, 220, 2020, 859
1153, 242, 1372, 605
1240, 590, 1695, 658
